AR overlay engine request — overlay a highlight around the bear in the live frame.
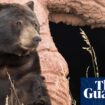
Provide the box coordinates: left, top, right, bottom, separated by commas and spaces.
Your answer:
8, 73, 51, 105
0, 1, 51, 105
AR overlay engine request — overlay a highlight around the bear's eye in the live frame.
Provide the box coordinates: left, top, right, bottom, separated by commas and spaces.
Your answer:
16, 20, 23, 26
34, 23, 40, 34
31, 21, 40, 34
34, 23, 37, 28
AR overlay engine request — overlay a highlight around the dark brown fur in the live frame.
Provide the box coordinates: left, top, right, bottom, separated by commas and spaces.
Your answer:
0, 52, 40, 79
0, 1, 51, 105
8, 73, 50, 105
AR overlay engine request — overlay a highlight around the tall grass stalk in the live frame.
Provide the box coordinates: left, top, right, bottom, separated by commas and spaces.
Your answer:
5, 72, 23, 105
80, 28, 99, 78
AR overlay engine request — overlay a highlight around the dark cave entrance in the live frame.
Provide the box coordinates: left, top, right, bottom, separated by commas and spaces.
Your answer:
49, 22, 105, 105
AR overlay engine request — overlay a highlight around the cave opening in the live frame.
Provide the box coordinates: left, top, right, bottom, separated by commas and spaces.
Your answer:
49, 22, 105, 104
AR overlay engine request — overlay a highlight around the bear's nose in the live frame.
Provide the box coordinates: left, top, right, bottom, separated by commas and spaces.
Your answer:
33, 36, 41, 43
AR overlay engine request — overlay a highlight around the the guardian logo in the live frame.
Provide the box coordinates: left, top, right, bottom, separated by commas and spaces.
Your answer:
81, 78, 105, 105
84, 80, 105, 99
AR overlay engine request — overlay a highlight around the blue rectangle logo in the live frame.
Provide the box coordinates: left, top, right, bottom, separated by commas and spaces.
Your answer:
81, 78, 105, 105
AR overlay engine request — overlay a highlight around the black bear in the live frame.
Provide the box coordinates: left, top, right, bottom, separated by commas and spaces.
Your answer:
8, 73, 50, 105
0, 1, 51, 105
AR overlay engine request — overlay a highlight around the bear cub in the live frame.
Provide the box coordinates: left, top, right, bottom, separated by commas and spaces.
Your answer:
8, 73, 50, 105
0, 1, 50, 105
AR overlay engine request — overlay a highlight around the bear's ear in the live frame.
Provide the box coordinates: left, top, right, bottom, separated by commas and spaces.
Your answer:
26, 1, 34, 11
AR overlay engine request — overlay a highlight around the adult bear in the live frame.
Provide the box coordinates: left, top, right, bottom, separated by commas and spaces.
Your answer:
0, 1, 50, 105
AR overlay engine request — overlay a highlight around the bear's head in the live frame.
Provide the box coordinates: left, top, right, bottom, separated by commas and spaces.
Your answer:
0, 1, 41, 56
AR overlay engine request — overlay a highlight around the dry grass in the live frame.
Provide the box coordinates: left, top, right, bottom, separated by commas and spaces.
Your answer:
80, 28, 99, 78
5, 96, 9, 105
5, 72, 23, 105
